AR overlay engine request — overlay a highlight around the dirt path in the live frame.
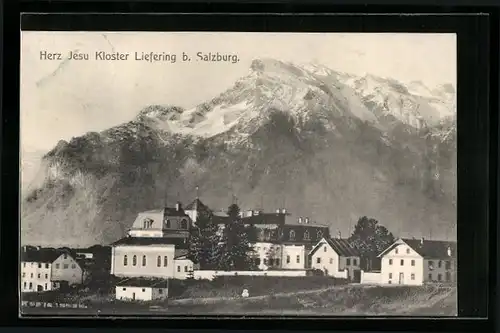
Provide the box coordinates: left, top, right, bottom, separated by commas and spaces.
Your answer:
169, 285, 345, 306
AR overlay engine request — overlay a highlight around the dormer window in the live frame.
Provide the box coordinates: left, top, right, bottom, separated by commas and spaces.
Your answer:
165, 219, 171, 228
180, 219, 188, 229
143, 218, 153, 229
317, 231, 323, 239
290, 230, 296, 240
304, 230, 310, 240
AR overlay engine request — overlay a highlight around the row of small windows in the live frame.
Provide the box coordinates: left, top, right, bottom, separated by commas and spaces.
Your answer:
23, 282, 55, 290
258, 230, 324, 241
123, 255, 168, 267
388, 259, 451, 269
143, 219, 189, 229
387, 272, 452, 283
316, 257, 357, 266
22, 273, 49, 279
394, 248, 412, 255
122, 287, 165, 294
22, 263, 75, 271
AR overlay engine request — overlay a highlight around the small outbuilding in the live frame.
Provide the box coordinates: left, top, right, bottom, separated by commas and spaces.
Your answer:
115, 278, 169, 301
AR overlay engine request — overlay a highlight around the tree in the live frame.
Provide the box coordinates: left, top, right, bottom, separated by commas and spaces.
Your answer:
348, 216, 395, 271
216, 204, 256, 271
187, 209, 220, 270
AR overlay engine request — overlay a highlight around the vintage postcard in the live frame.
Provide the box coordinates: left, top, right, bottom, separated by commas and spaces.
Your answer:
20, 31, 457, 316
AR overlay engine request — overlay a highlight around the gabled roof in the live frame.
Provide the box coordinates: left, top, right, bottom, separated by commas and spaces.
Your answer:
309, 238, 360, 257
111, 236, 188, 249
116, 277, 169, 288
185, 199, 210, 211
21, 248, 64, 263
378, 238, 457, 259
174, 249, 189, 259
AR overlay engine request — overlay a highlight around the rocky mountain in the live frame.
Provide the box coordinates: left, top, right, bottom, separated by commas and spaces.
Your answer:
21, 58, 456, 247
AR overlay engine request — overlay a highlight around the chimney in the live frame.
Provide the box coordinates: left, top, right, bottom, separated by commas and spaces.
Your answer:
276, 209, 281, 214
282, 209, 286, 214
420, 237, 424, 245
338, 231, 341, 239
305, 217, 309, 224
176, 202, 182, 211
447, 246, 452, 257
298, 217, 303, 224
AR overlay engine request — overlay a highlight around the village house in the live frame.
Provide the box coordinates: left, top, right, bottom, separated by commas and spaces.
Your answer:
173, 249, 198, 279
115, 278, 169, 301
110, 203, 195, 280
378, 238, 457, 286
21, 247, 84, 292
309, 237, 361, 281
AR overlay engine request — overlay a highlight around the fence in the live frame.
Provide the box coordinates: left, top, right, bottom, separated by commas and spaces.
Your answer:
360, 270, 382, 284
193, 269, 308, 281
21, 300, 88, 309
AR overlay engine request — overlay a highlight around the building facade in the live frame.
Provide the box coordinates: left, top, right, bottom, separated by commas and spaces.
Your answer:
309, 237, 361, 280
115, 278, 169, 301
21, 248, 83, 292
378, 238, 457, 286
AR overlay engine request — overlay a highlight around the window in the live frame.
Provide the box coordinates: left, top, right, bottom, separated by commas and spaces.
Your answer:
256, 258, 261, 265
388, 280, 392, 284
329, 258, 333, 264
38, 263, 42, 268
45, 274, 48, 279
38, 273, 41, 278
23, 263, 26, 268
44, 283, 48, 290
406, 248, 410, 254
133, 255, 137, 266
29, 282, 33, 290
316, 257, 321, 264
411, 260, 415, 266
317, 231, 323, 239
346, 259, 351, 266
177, 266, 181, 272
159, 289, 163, 294
56, 263, 60, 269
395, 248, 399, 254
263, 258, 268, 265
71, 264, 76, 269
166, 219, 171, 228
22, 273, 26, 278
400, 259, 404, 266
142, 288, 146, 292
184, 266, 188, 272
64, 254, 68, 259
324, 246, 327, 252
24, 282, 27, 289
286, 255, 291, 264
30, 273, 33, 278
354, 259, 358, 266
428, 273, 432, 280
445, 261, 451, 269
45, 263, 49, 269
289, 230, 295, 240
157, 256, 161, 267
411, 274, 415, 280
389, 273, 392, 279
428, 260, 434, 267
389, 259, 393, 265
438, 274, 442, 281
63, 264, 69, 269
123, 255, 128, 266
294, 255, 299, 263
446, 272, 451, 281
164, 256, 168, 267
275, 259, 280, 266
142, 255, 147, 266
304, 231, 310, 240
438, 260, 442, 268
180, 219, 188, 229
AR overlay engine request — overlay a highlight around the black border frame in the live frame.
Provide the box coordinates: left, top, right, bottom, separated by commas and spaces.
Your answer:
1, 4, 497, 332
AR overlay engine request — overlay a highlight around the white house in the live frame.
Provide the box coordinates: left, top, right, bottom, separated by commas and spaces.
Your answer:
115, 278, 169, 301
173, 250, 197, 279
21, 247, 84, 292
378, 238, 457, 286
309, 237, 361, 281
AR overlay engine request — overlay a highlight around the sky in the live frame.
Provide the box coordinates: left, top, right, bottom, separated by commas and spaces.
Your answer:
20, 32, 456, 152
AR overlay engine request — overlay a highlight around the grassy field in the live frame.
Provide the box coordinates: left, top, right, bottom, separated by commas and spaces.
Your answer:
21, 277, 457, 317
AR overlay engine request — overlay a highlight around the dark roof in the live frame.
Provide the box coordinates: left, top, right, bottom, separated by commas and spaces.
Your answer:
174, 249, 189, 259
116, 277, 169, 288
309, 238, 360, 257
377, 238, 457, 259
401, 238, 457, 259
185, 199, 210, 211
21, 248, 64, 263
111, 237, 189, 249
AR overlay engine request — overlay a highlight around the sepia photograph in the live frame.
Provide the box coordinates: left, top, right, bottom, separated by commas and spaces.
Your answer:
20, 31, 457, 317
